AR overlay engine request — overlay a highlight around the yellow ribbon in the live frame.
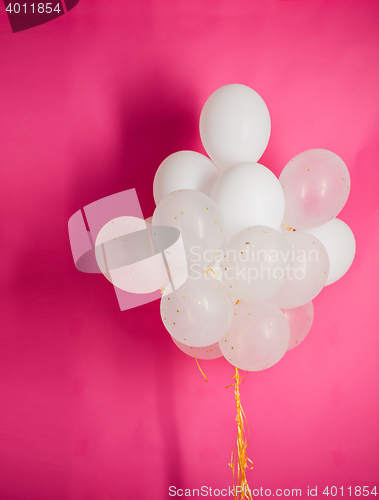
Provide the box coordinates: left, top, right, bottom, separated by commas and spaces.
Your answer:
194, 349, 208, 382
205, 268, 217, 279
227, 367, 254, 500
194, 355, 253, 498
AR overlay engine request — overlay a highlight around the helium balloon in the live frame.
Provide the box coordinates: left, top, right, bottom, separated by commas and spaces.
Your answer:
161, 273, 233, 347
219, 302, 290, 371
171, 336, 223, 360
152, 189, 226, 270
279, 149, 350, 230
221, 226, 290, 304
200, 84, 271, 171
305, 218, 356, 286
271, 231, 329, 309
282, 302, 314, 350
211, 162, 285, 237
153, 151, 220, 205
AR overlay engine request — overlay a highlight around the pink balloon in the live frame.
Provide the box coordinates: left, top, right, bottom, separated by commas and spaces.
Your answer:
171, 336, 223, 360
279, 149, 350, 230
282, 302, 314, 350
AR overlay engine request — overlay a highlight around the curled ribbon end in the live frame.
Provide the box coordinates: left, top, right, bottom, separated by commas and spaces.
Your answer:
194, 350, 208, 382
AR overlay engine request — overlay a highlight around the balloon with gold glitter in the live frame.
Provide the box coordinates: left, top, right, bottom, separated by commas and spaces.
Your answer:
152, 189, 226, 271
220, 302, 290, 371
161, 273, 233, 347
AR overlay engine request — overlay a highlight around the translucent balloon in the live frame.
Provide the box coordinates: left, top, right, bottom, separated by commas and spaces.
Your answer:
199, 84, 271, 171
171, 337, 223, 360
153, 151, 220, 205
305, 218, 356, 286
219, 302, 290, 371
282, 302, 314, 350
161, 273, 233, 347
279, 149, 350, 230
211, 162, 285, 237
221, 226, 291, 304
271, 231, 329, 309
152, 189, 226, 271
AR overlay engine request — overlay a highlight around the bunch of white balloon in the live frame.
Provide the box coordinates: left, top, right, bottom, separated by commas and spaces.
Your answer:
152, 84, 356, 372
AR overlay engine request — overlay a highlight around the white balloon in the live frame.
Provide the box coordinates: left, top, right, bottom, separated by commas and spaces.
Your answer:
153, 151, 220, 205
152, 189, 226, 271
305, 218, 356, 285
211, 162, 285, 238
219, 302, 290, 371
161, 273, 233, 347
271, 231, 329, 309
171, 336, 223, 360
221, 226, 290, 303
199, 84, 271, 171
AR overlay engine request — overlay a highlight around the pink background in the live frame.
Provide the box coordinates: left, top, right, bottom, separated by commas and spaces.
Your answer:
1, 1, 378, 498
